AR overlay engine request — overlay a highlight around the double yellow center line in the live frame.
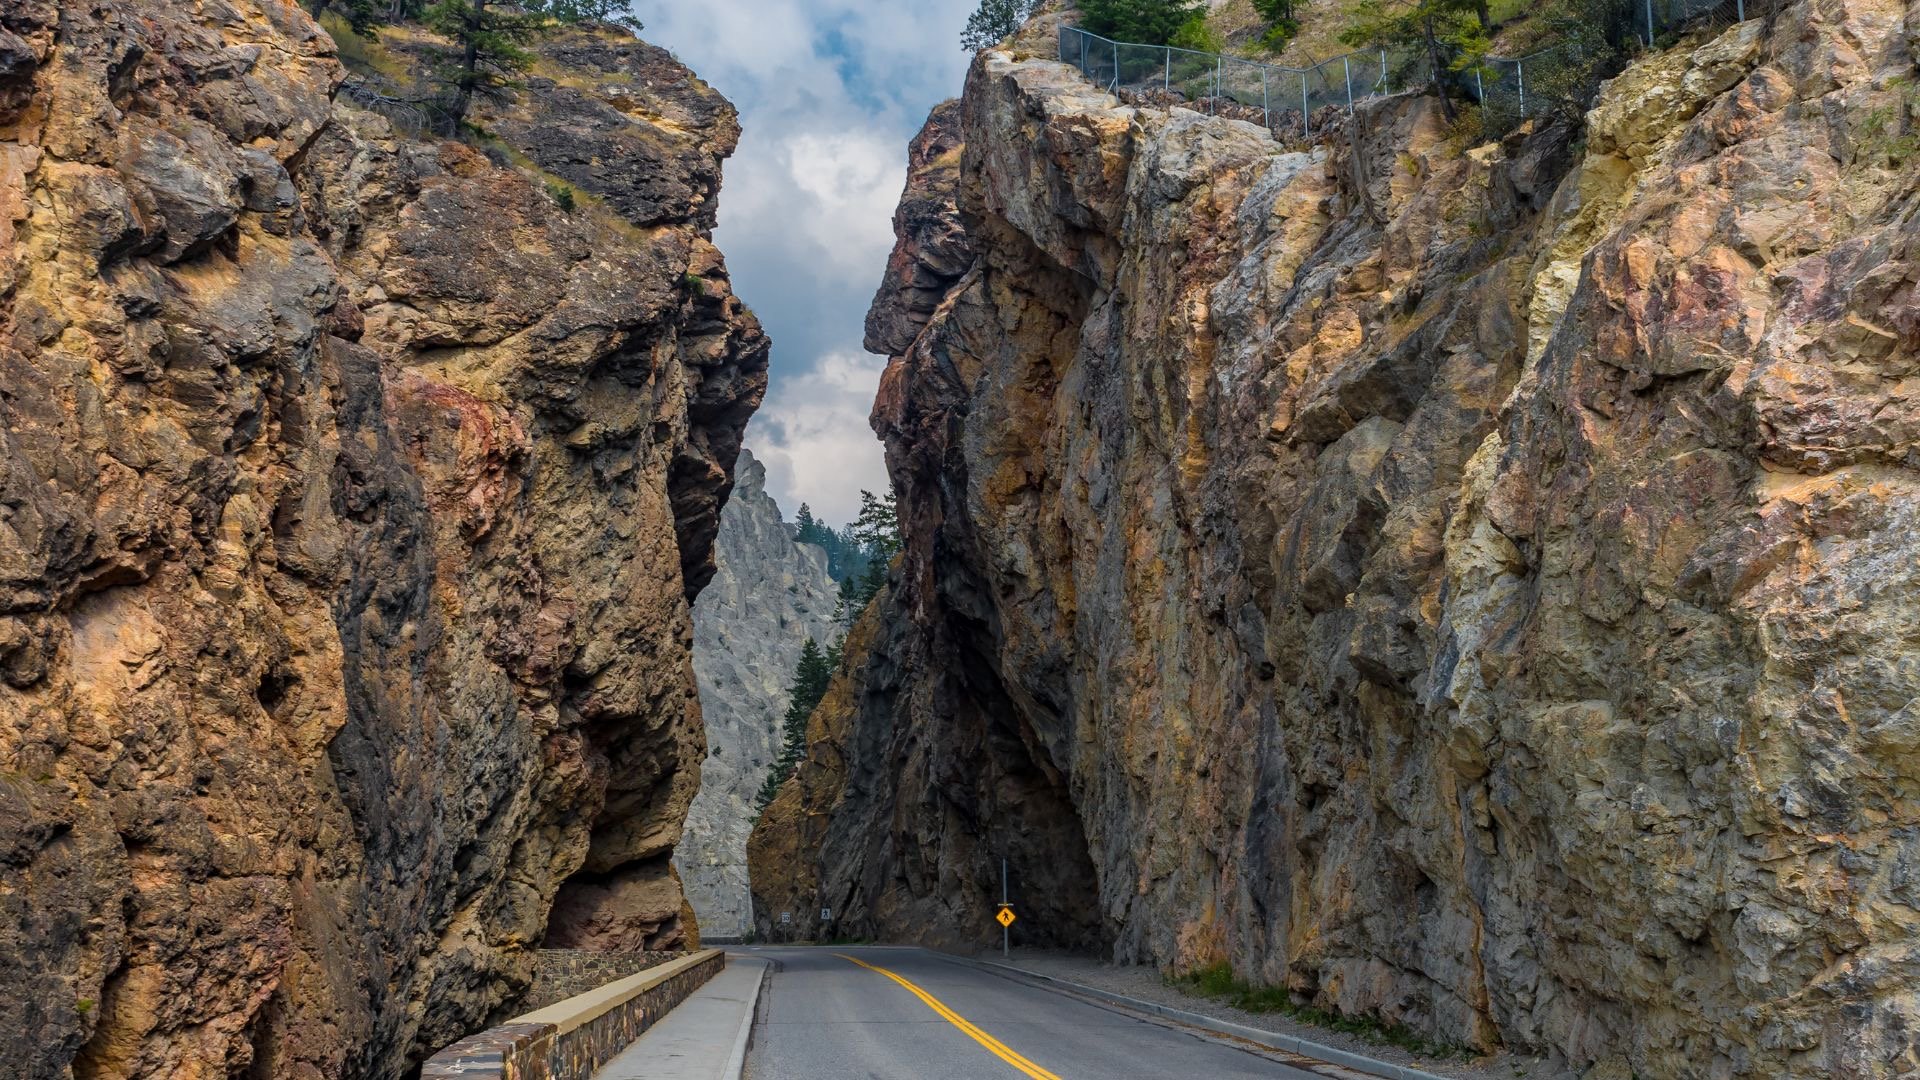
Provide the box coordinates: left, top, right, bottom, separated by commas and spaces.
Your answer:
836, 953, 1064, 1080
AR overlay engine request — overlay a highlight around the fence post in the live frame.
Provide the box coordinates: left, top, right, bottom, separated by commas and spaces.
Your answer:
1736, 0, 1745, 17
1082, 31, 1088, 76
1344, 55, 1354, 114
1517, 59, 1526, 114
1301, 72, 1310, 137
1262, 67, 1270, 130
1644, 0, 1655, 46
1164, 47, 1171, 97
1379, 49, 1387, 92
1214, 56, 1222, 115
1114, 40, 1120, 91
1476, 67, 1485, 105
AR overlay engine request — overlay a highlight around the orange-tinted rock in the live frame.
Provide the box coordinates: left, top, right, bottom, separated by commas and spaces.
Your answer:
0, 3, 763, 1077
752, 7, 1920, 1075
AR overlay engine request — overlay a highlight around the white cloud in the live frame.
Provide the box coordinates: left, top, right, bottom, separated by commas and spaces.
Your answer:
748, 352, 893, 525
637, 0, 979, 525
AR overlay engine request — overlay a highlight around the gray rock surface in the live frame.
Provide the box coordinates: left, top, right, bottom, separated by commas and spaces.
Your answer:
676, 449, 837, 937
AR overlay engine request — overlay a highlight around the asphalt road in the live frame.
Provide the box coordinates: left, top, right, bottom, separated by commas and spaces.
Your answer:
739, 946, 1328, 1080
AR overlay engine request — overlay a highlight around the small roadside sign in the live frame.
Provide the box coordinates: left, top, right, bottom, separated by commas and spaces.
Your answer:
996, 907, 1017, 928
821, 907, 832, 920
780, 911, 792, 924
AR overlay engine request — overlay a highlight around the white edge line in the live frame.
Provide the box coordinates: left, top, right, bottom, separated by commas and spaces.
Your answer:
942, 954, 1458, 1080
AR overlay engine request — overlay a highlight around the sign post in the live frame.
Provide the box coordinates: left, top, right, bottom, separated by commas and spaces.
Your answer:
1000, 858, 1012, 959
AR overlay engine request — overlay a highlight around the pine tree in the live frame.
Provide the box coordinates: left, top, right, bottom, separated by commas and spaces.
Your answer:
1339, 0, 1485, 118
833, 575, 861, 627
1078, 0, 1209, 45
309, 0, 388, 34
794, 503, 824, 545
851, 490, 902, 558
1251, 0, 1299, 49
960, 0, 1043, 51
422, 0, 640, 131
833, 524, 870, 582
754, 638, 839, 815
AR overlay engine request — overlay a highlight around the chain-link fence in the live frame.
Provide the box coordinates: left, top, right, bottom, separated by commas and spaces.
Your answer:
1059, 0, 1778, 141
1060, 26, 1424, 138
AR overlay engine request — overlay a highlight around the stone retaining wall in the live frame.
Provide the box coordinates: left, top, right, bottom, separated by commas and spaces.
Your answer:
422, 949, 726, 1080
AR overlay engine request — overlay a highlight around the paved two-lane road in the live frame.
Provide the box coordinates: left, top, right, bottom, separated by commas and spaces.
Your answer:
740, 946, 1328, 1079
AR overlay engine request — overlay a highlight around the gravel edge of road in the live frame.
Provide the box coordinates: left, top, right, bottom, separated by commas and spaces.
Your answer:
945, 949, 1573, 1080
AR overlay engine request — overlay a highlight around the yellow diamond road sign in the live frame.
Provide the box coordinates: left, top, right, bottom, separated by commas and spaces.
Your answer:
996, 907, 1017, 928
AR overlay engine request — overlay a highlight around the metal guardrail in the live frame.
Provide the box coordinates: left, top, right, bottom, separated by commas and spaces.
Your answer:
1059, 0, 1773, 140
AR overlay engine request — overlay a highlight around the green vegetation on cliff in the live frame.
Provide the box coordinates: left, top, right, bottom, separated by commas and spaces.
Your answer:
754, 637, 843, 814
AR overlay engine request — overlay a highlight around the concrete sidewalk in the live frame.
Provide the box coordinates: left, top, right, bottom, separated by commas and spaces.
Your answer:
595, 954, 768, 1080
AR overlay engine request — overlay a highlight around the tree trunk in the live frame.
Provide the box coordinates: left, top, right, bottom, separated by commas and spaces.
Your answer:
447, 0, 485, 132
1423, 15, 1456, 121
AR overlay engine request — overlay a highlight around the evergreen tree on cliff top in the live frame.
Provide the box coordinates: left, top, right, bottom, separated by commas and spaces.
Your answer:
961, 0, 1043, 50
422, 0, 641, 130
1078, 0, 1208, 45
1338, 0, 1488, 120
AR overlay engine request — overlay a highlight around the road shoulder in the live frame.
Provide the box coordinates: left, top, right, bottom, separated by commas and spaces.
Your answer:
937, 951, 1565, 1080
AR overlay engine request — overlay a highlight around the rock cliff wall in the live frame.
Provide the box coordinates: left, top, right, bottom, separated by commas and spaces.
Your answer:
751, 4, 1920, 1075
675, 448, 837, 938
0, 3, 764, 1077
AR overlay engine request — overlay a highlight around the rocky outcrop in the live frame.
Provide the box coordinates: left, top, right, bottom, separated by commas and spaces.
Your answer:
0, 3, 764, 1078
674, 449, 837, 938
752, 4, 1920, 1076
865, 100, 972, 359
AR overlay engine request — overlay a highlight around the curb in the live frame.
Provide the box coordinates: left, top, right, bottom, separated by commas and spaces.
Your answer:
722, 957, 769, 1079
943, 954, 1458, 1080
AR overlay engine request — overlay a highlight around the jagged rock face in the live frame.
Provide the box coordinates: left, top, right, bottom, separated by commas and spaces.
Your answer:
865, 100, 972, 359
751, 3, 1920, 1075
0, 4, 765, 1078
674, 448, 836, 938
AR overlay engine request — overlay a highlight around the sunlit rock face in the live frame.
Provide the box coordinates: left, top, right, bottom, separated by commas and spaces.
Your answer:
752, 4, 1920, 1075
675, 449, 837, 938
0, 3, 763, 1077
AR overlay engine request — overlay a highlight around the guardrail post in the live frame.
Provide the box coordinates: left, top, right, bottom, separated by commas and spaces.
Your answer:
1344, 55, 1354, 114
1517, 59, 1526, 113
1301, 72, 1310, 137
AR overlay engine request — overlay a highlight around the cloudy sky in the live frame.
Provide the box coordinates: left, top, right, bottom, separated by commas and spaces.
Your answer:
639, 0, 981, 526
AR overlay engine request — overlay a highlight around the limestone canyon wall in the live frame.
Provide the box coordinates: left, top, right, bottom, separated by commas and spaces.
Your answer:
675, 448, 837, 938
0, 2, 765, 1077
752, 4, 1920, 1076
